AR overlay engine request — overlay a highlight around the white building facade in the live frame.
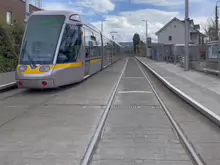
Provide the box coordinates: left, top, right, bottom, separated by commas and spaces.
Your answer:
155, 17, 206, 45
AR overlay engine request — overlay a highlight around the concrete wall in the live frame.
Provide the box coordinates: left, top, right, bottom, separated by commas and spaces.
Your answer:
190, 61, 206, 71
0, 72, 15, 86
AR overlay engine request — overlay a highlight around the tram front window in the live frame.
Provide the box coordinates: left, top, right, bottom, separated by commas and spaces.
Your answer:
57, 24, 82, 63
20, 15, 65, 65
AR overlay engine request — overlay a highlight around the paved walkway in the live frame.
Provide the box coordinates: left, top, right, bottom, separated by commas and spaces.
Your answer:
137, 57, 220, 125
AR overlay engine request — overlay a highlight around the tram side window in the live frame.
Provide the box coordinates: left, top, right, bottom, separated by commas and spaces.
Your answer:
106, 39, 112, 57
103, 37, 108, 57
57, 24, 82, 63
94, 32, 101, 57
84, 28, 100, 58
90, 35, 97, 57
84, 28, 93, 58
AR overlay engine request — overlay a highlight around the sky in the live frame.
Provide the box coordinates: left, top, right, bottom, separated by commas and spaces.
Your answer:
40, 0, 218, 42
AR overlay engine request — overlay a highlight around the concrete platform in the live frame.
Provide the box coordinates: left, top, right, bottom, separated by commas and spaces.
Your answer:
91, 58, 193, 165
0, 72, 16, 90
137, 57, 220, 126
0, 59, 126, 164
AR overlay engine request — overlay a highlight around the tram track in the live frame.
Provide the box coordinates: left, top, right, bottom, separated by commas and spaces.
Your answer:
0, 61, 122, 130
137, 58, 220, 165
0, 58, 219, 164
0, 59, 128, 165
0, 82, 83, 129
81, 58, 204, 165
0, 82, 79, 102
0, 59, 121, 101
81, 58, 129, 165
135, 59, 204, 165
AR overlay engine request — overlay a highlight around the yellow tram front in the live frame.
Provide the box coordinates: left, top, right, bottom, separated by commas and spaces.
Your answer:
16, 13, 83, 88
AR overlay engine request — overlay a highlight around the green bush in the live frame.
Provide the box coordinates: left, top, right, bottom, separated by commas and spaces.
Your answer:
0, 21, 24, 73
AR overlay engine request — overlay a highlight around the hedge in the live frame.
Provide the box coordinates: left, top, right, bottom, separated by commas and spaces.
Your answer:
0, 21, 24, 73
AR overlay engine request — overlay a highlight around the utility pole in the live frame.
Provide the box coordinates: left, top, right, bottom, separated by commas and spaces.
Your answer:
216, 1, 220, 40
101, 21, 103, 32
25, 0, 30, 23
184, 0, 189, 71
142, 20, 148, 57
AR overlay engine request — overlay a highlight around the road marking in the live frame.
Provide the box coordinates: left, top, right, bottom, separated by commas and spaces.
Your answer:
118, 90, 152, 94
122, 77, 145, 79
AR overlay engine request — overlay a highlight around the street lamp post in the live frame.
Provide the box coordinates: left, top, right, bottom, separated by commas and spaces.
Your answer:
101, 18, 107, 32
184, 0, 189, 71
101, 21, 103, 32
25, 0, 30, 23
142, 20, 148, 57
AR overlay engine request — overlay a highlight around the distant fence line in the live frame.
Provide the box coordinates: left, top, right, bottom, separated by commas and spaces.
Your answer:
119, 42, 220, 75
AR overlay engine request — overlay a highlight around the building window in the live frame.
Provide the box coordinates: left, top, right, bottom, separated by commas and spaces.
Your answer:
6, 11, 12, 24
168, 36, 172, 41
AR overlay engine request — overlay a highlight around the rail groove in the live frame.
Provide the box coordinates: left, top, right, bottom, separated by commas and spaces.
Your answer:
136, 58, 205, 165
80, 59, 128, 165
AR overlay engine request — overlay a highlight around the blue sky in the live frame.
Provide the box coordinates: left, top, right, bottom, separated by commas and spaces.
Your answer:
40, 0, 218, 41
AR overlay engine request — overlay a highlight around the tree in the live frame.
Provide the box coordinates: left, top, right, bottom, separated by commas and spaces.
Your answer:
0, 21, 24, 72
9, 21, 25, 58
133, 33, 140, 54
201, 18, 217, 41
0, 24, 14, 72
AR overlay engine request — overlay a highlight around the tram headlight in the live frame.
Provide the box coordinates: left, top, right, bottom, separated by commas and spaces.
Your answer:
39, 66, 50, 72
18, 65, 27, 72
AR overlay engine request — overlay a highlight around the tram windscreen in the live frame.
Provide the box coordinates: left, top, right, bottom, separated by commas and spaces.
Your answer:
56, 24, 82, 63
20, 15, 65, 65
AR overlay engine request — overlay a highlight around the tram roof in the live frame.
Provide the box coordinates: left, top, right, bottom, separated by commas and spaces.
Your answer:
31, 10, 123, 48
32, 10, 79, 17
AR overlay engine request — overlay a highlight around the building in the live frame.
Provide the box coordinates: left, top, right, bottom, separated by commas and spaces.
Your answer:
155, 17, 206, 45
0, 0, 41, 24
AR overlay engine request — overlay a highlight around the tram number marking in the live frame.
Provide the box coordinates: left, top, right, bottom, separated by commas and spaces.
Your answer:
69, 25, 77, 29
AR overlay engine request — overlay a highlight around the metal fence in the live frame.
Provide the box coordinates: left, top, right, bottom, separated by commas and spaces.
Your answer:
120, 41, 220, 76
143, 42, 220, 76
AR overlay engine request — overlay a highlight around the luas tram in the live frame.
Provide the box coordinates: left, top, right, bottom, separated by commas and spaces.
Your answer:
16, 10, 123, 89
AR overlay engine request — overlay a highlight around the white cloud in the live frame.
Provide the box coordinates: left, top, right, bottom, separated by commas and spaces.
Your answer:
43, 1, 96, 16
43, 2, 84, 14
75, 0, 115, 13
131, 0, 183, 7
92, 9, 180, 42
44, 0, 115, 15
42, 0, 214, 43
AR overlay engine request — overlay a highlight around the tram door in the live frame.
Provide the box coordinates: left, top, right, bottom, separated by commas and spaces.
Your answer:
84, 28, 95, 77
85, 44, 90, 76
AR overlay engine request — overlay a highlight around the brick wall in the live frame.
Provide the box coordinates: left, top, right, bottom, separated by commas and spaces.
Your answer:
0, 0, 41, 24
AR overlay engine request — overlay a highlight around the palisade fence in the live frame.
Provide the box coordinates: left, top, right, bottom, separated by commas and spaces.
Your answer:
137, 41, 220, 76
